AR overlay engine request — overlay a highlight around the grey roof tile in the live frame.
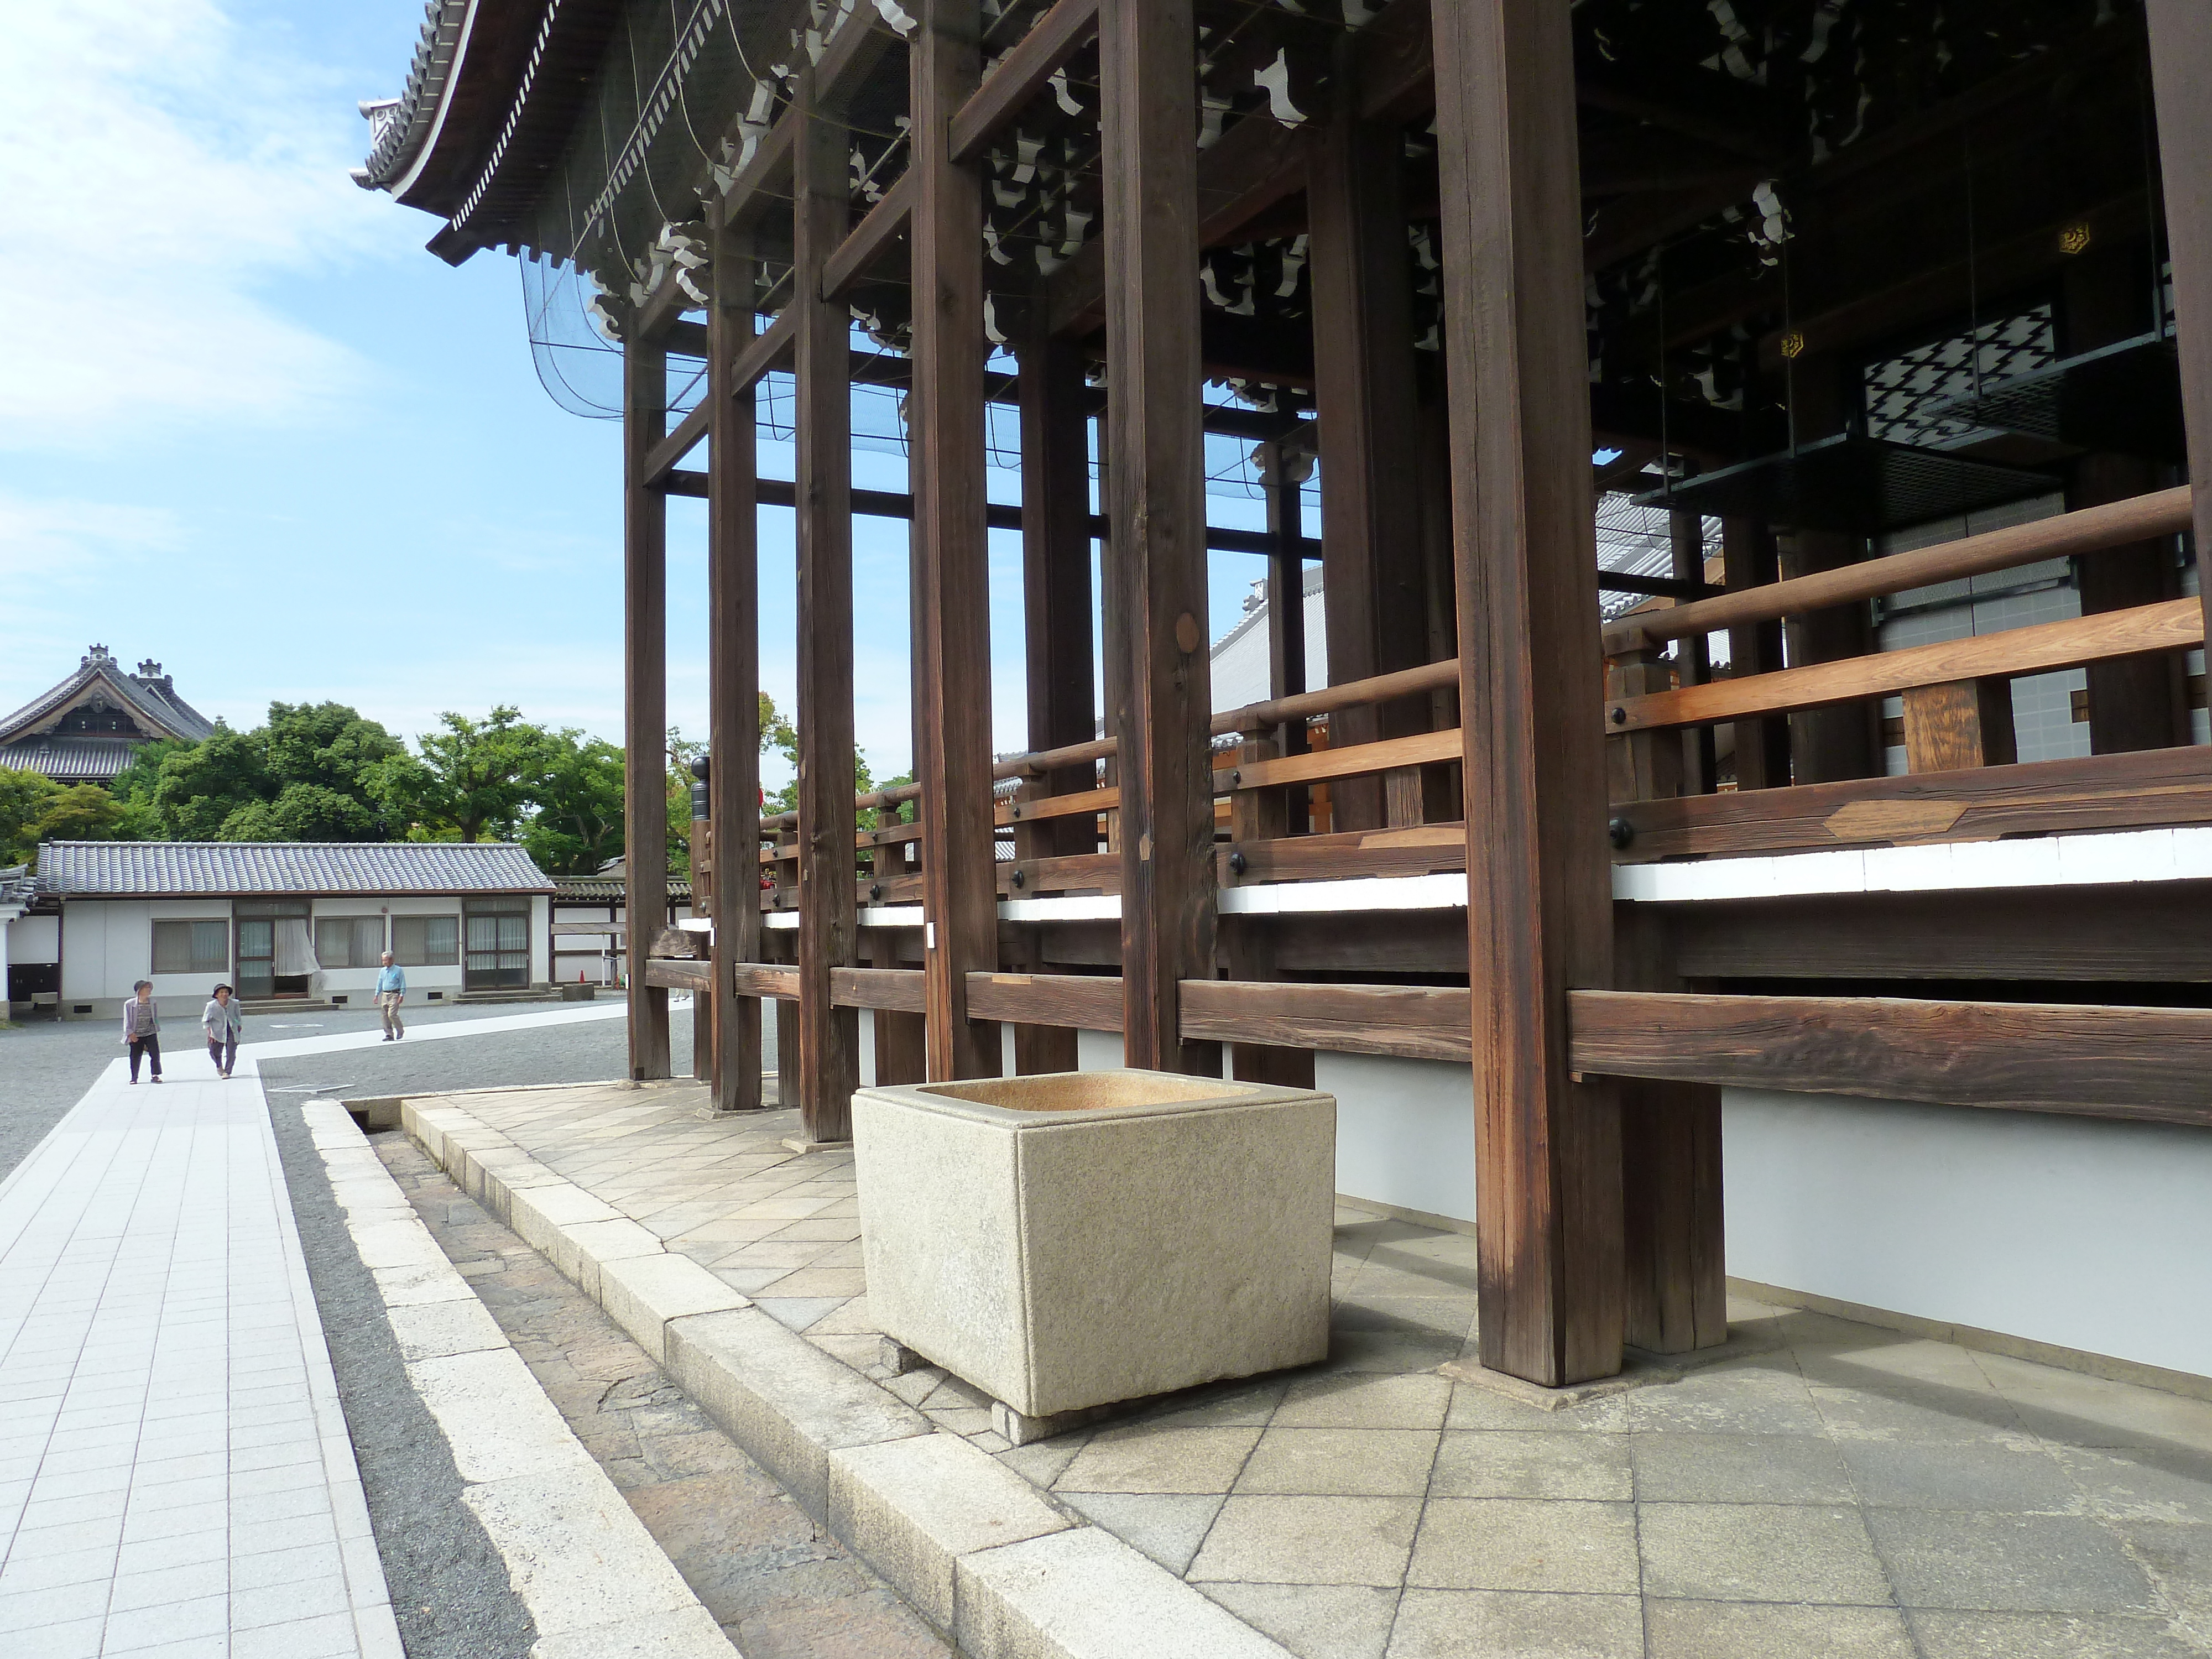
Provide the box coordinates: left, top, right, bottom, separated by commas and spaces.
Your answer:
36, 841, 554, 897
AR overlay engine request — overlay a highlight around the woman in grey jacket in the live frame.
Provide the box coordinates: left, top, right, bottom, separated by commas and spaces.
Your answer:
121, 980, 162, 1083
203, 984, 243, 1079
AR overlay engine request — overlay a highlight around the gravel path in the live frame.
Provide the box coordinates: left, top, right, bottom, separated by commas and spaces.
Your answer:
266, 1094, 538, 1659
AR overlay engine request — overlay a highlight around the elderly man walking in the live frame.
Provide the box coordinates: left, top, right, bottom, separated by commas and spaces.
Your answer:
375, 952, 408, 1040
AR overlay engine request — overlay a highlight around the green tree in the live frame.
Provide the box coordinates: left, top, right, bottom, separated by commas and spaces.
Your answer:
29, 783, 132, 844
262, 702, 404, 800
150, 724, 272, 839
521, 731, 627, 877
139, 702, 403, 842
369, 706, 552, 842
0, 767, 61, 863
218, 784, 382, 843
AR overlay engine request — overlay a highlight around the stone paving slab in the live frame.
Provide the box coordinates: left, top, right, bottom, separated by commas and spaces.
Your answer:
0, 1056, 401, 1658
371, 1125, 952, 1658
397, 1079, 2212, 1658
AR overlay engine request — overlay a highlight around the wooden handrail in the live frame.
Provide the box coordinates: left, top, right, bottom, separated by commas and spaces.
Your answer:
1211, 659, 1459, 740
1601, 486, 2192, 655
1610, 598, 2201, 732
1227, 726, 1461, 790
760, 655, 1469, 828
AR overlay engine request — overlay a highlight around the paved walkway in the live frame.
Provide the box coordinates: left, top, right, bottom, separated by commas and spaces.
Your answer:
0, 1051, 400, 1659
432, 1079, 2212, 1659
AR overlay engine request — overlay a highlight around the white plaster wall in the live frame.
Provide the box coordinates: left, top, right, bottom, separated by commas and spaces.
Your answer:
1725, 1088, 2212, 1380
1317, 1053, 1478, 1226
8, 913, 58, 964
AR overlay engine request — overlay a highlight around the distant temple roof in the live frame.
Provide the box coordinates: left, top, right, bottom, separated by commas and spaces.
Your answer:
0, 647, 216, 785
38, 841, 554, 898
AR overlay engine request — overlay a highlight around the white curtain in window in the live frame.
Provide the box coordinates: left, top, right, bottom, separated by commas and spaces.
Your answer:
275, 917, 318, 977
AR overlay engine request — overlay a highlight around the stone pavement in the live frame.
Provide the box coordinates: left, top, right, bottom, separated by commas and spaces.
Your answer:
371, 1128, 951, 1658
426, 1079, 2212, 1658
0, 1055, 400, 1659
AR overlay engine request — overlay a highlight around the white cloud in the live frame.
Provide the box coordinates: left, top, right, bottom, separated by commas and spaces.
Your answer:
0, 0, 395, 451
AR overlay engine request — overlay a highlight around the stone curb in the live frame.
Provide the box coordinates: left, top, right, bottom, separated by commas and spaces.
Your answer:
302, 1100, 733, 1659
394, 1092, 1298, 1659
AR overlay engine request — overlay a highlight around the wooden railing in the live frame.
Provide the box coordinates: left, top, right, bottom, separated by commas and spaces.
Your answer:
734, 483, 2209, 909
1604, 485, 2210, 859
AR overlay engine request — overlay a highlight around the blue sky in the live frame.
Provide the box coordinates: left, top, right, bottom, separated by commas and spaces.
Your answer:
0, 0, 1280, 792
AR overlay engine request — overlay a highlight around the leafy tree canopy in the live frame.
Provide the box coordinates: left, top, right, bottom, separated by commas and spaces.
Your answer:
368, 706, 552, 844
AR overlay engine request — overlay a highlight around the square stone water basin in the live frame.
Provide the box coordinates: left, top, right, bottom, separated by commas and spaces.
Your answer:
853, 1069, 1335, 1420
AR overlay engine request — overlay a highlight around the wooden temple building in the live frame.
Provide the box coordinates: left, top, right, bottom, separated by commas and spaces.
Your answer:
361, 0, 2212, 1391
0, 647, 215, 785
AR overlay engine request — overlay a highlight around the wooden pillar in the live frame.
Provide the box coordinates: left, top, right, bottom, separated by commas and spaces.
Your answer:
1259, 437, 1312, 832
1721, 518, 1790, 788
1227, 735, 1314, 1090
792, 69, 860, 1143
910, 0, 1001, 1082
869, 808, 928, 1086
1022, 325, 1102, 821
1100, 0, 1217, 1076
691, 808, 713, 1081
1616, 907, 1725, 1355
623, 336, 672, 1081
2147, 0, 2212, 650
1434, 0, 1624, 1387
2067, 248, 2188, 752
1670, 512, 1715, 795
1901, 679, 2017, 773
1781, 359, 1879, 782
1309, 64, 1426, 832
708, 215, 764, 1112
1014, 294, 1097, 1076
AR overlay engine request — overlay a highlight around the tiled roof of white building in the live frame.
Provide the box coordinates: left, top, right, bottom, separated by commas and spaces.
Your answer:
38, 841, 554, 896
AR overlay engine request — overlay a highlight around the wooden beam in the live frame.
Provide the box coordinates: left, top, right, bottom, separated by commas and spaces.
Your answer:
964, 971, 1124, 1031
1570, 990, 2212, 1129
1100, 0, 1217, 1075
1309, 59, 1428, 833
1435, 0, 1623, 1387
822, 171, 915, 300
1666, 886, 2212, 985
643, 958, 711, 992
732, 962, 802, 999
1045, 4, 1436, 339
1355, 0, 1434, 124
623, 335, 672, 1081
2147, 0, 2212, 655
643, 397, 711, 490
950, 0, 1100, 164
910, 0, 1002, 1084
831, 966, 927, 1010
1611, 598, 2204, 734
1615, 743, 2212, 862
792, 71, 862, 1144
707, 215, 764, 1113
1179, 979, 1472, 1063
731, 307, 799, 395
